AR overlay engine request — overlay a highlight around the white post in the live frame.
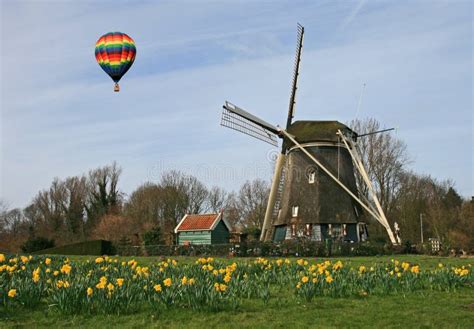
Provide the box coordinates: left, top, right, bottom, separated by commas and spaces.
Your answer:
260, 153, 286, 241
420, 213, 424, 244
337, 130, 398, 245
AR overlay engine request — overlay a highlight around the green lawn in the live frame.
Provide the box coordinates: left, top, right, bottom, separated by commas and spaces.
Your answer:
1, 255, 473, 329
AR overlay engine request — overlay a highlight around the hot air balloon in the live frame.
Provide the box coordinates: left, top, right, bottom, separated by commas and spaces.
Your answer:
95, 32, 136, 92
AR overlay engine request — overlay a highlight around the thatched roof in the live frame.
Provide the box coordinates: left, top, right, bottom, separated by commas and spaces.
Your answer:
283, 121, 356, 150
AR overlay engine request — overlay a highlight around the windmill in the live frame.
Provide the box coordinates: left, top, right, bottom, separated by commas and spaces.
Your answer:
220, 24, 400, 245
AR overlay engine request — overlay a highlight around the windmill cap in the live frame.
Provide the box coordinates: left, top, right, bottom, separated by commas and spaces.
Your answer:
287, 120, 357, 144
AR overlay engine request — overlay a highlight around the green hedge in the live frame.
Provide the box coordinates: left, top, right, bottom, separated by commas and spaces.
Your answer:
32, 240, 114, 256
114, 240, 400, 257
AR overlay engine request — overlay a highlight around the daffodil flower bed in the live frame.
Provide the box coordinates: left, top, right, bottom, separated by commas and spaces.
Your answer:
0, 254, 471, 315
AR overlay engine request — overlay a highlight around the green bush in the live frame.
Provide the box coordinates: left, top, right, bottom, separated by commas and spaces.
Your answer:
143, 226, 163, 255
21, 237, 55, 253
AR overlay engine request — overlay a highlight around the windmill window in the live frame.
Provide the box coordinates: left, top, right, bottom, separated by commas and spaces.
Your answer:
308, 171, 316, 184
312, 225, 322, 241
328, 224, 333, 236
305, 224, 312, 236
285, 225, 292, 240
291, 223, 297, 237
332, 224, 342, 237
292, 206, 299, 217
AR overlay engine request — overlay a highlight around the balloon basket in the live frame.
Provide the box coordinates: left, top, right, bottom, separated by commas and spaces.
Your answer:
114, 83, 120, 92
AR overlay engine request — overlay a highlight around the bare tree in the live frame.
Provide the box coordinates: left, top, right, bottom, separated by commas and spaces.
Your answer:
349, 118, 410, 216
160, 170, 209, 219
125, 182, 164, 229
223, 192, 242, 231
0, 208, 29, 251
206, 186, 228, 213
85, 162, 123, 231
238, 179, 269, 229
0, 199, 9, 234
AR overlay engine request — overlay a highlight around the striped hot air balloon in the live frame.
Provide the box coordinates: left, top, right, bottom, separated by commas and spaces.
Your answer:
95, 32, 136, 92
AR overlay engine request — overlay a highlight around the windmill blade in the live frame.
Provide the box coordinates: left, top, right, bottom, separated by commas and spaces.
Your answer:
221, 101, 279, 146
286, 23, 304, 129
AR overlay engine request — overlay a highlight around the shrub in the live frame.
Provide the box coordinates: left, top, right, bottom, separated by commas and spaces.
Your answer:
143, 226, 163, 255
32, 240, 114, 255
21, 237, 55, 253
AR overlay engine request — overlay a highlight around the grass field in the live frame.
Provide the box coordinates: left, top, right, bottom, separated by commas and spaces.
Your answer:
1, 255, 473, 329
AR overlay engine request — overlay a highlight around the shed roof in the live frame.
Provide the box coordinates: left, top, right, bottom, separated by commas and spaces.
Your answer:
174, 213, 231, 233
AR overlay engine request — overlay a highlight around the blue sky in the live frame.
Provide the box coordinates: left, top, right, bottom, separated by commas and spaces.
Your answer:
1, 0, 472, 208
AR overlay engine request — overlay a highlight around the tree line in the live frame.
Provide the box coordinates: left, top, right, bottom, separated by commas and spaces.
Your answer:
0, 165, 270, 251
0, 118, 472, 252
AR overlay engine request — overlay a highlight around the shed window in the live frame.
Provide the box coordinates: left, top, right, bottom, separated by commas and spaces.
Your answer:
292, 206, 299, 217
308, 171, 316, 184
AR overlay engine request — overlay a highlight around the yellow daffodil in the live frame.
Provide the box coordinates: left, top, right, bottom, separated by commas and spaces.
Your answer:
214, 283, 227, 292
87, 287, 93, 297
163, 278, 172, 287
32, 267, 40, 283
333, 261, 343, 271
154, 284, 162, 292
224, 274, 231, 283
8, 289, 16, 298
60, 264, 72, 275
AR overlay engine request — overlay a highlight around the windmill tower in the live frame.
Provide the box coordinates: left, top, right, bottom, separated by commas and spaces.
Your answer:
221, 24, 399, 245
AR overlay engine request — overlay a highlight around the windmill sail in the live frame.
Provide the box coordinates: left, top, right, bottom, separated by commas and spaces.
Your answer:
221, 101, 279, 146
261, 23, 304, 241
286, 23, 304, 129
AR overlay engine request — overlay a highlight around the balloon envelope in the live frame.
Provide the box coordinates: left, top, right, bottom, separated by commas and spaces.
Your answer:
95, 32, 136, 86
